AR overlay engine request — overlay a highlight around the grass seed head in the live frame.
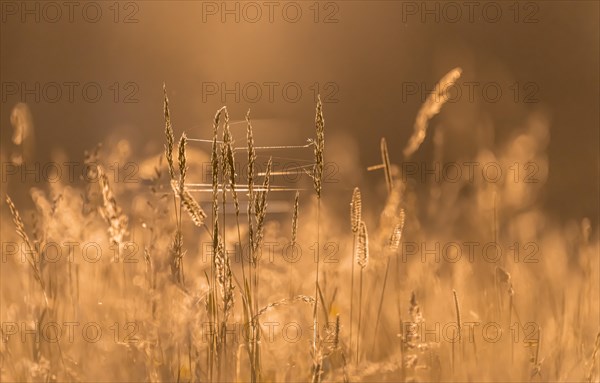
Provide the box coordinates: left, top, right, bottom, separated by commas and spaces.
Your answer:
178, 132, 187, 193
357, 220, 369, 269
403, 68, 462, 158
389, 209, 406, 251
312, 95, 325, 198
163, 84, 176, 179
181, 187, 207, 227
351, 187, 362, 234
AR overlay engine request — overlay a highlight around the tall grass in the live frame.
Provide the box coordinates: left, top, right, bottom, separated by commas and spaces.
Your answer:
1, 72, 598, 383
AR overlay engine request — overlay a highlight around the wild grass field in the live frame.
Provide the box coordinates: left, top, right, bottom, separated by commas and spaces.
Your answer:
0, 68, 598, 383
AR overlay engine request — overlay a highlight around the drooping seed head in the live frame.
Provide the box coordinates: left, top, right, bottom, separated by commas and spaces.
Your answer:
180, 187, 207, 227
403, 68, 462, 158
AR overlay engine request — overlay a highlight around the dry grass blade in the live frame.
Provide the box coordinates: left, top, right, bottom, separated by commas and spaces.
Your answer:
453, 289, 462, 344
403, 67, 462, 158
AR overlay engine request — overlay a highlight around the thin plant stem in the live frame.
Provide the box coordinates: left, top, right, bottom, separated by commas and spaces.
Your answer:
357, 267, 364, 364
372, 256, 391, 355
350, 234, 356, 362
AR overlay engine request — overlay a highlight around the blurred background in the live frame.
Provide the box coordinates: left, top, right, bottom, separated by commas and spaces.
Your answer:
1, 0, 598, 222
